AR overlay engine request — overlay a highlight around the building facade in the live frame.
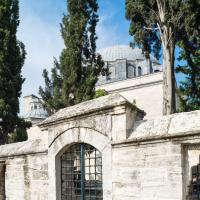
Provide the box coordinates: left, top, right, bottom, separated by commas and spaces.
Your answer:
97, 45, 163, 119
23, 95, 48, 125
97, 45, 162, 85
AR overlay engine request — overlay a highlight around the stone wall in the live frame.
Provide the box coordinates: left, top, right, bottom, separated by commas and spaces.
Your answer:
5, 154, 48, 200
0, 94, 200, 200
39, 94, 200, 200
112, 141, 182, 200
0, 134, 48, 199
111, 110, 200, 200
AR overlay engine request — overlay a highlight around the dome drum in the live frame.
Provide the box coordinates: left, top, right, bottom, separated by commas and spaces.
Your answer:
97, 45, 162, 85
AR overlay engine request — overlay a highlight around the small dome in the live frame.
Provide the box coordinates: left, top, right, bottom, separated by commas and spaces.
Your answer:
25, 108, 49, 119
98, 45, 158, 62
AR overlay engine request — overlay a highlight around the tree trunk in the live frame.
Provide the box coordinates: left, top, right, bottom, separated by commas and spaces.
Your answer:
162, 41, 176, 115
146, 57, 152, 74
144, 51, 152, 74
156, 0, 176, 115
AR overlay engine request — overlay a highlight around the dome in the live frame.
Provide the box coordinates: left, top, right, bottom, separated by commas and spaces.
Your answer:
25, 108, 49, 119
98, 45, 158, 62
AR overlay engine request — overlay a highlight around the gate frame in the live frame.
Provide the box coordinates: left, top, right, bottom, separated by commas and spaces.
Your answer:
48, 127, 112, 200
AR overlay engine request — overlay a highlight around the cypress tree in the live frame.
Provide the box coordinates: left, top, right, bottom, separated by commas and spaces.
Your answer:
0, 0, 28, 144
39, 0, 104, 115
125, 0, 200, 115
176, 1, 200, 112
176, 37, 200, 112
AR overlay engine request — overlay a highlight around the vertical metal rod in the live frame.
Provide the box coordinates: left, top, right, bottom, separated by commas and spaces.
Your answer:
60, 157, 63, 199
95, 149, 97, 198
80, 144, 85, 200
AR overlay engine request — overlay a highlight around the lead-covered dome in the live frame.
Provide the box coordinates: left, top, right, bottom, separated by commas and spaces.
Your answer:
25, 108, 48, 119
98, 45, 158, 62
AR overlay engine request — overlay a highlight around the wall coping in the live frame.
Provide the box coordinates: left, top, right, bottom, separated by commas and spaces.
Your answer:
96, 71, 163, 92
112, 110, 200, 145
0, 139, 47, 158
39, 94, 143, 128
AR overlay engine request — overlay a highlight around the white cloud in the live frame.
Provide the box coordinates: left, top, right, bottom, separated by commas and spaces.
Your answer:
18, 8, 64, 115
96, 0, 131, 49
17, 0, 131, 115
97, 15, 121, 49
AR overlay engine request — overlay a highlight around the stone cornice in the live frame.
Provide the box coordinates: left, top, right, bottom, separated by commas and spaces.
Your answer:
108, 80, 163, 93
112, 110, 200, 146
0, 139, 47, 158
39, 94, 142, 128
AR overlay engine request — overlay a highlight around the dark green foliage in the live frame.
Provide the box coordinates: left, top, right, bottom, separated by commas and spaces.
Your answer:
125, 0, 199, 56
8, 119, 31, 143
39, 59, 63, 115
176, 37, 200, 112
39, 0, 104, 115
8, 128, 28, 143
175, 1, 200, 112
125, 0, 200, 114
125, 0, 161, 59
0, 0, 27, 144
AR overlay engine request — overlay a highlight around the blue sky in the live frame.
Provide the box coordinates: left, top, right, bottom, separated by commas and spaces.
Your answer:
18, 0, 132, 114
18, 0, 183, 114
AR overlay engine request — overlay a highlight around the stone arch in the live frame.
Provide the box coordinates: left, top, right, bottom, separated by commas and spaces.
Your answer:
48, 127, 112, 200
49, 126, 107, 150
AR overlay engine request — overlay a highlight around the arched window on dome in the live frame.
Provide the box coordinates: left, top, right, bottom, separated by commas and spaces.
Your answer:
108, 65, 116, 80
138, 66, 142, 76
60, 143, 103, 199
128, 65, 136, 78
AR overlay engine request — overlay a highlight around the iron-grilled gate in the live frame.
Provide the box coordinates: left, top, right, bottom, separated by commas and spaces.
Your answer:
61, 143, 103, 200
188, 164, 200, 200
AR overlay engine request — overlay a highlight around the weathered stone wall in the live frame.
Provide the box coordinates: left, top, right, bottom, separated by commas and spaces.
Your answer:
38, 94, 142, 200
0, 132, 48, 200
0, 94, 200, 200
111, 110, 200, 200
112, 142, 182, 200
38, 94, 200, 200
5, 154, 48, 200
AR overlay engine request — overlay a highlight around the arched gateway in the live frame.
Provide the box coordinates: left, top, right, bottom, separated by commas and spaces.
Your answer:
60, 143, 103, 200
0, 94, 199, 199
39, 94, 141, 200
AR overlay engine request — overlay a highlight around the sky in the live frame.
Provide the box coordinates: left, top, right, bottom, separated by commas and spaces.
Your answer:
17, 0, 183, 115
18, 0, 132, 114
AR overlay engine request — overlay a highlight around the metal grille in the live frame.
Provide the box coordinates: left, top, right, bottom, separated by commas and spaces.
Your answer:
188, 164, 200, 200
0, 163, 5, 199
61, 143, 103, 200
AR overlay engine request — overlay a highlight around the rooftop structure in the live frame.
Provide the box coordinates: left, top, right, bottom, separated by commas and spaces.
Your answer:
97, 45, 163, 119
97, 45, 162, 85
23, 95, 48, 124
23, 45, 163, 121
